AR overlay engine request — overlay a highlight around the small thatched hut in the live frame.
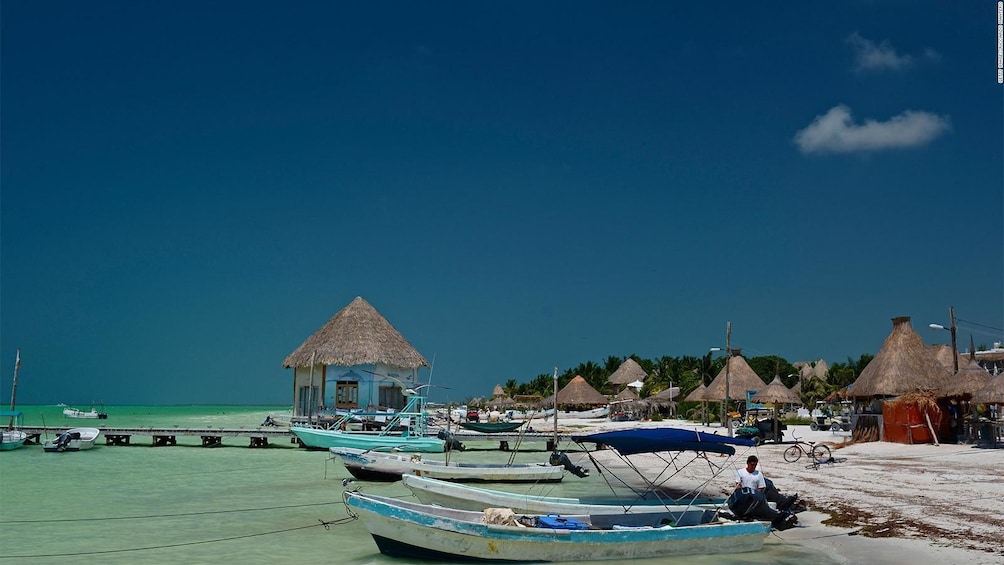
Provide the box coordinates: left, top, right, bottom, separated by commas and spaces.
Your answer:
606, 358, 647, 390
703, 351, 766, 402
550, 375, 609, 409
283, 297, 429, 416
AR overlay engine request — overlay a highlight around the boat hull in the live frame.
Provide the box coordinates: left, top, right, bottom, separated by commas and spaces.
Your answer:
291, 427, 444, 453
457, 421, 524, 434
0, 430, 27, 451
344, 492, 770, 562
333, 448, 564, 483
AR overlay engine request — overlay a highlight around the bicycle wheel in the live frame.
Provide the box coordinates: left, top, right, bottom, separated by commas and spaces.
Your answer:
783, 445, 802, 463
810, 444, 832, 463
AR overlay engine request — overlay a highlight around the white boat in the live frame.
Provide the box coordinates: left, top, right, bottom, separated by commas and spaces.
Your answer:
43, 427, 101, 452
342, 427, 779, 561
402, 474, 721, 516
331, 447, 566, 483
62, 405, 108, 419
342, 491, 770, 561
402, 475, 721, 528
291, 394, 444, 453
540, 407, 610, 419
1, 411, 27, 451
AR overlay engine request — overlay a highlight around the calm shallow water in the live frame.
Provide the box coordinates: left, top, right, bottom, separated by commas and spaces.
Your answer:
0, 406, 839, 565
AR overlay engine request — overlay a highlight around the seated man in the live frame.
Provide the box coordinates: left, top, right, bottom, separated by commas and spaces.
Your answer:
729, 455, 798, 530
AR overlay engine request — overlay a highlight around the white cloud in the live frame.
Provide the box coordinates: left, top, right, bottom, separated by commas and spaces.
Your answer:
794, 105, 951, 154
845, 32, 939, 72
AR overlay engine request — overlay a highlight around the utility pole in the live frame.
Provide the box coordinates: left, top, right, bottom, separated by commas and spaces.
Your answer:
949, 306, 958, 375
725, 321, 732, 437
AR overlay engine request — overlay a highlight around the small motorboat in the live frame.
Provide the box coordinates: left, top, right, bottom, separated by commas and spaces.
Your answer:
62, 405, 108, 419
43, 428, 102, 452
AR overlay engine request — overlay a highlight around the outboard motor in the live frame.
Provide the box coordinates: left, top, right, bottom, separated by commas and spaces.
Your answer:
55, 431, 78, 451
549, 451, 589, 478
437, 429, 465, 451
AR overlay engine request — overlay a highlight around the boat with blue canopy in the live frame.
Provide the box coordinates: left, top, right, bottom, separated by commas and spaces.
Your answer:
343, 426, 774, 561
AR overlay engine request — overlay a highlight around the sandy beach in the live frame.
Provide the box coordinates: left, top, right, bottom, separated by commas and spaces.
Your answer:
537, 417, 1004, 565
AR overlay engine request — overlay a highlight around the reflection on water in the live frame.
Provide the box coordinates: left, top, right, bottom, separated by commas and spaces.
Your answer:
0, 406, 840, 565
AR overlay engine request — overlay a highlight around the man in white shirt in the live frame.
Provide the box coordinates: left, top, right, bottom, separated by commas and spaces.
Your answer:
735, 455, 766, 491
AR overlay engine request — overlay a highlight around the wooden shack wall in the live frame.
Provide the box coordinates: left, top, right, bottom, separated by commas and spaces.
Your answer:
881, 401, 945, 444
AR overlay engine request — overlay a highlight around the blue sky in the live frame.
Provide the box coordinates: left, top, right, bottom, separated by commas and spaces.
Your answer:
2, 2, 1002, 406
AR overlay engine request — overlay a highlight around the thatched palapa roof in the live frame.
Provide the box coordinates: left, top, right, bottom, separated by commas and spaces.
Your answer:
553, 375, 609, 407
970, 374, 1004, 405
752, 376, 801, 405
938, 357, 992, 398
491, 384, 506, 398
703, 352, 766, 401
794, 359, 829, 380
930, 344, 963, 374
283, 297, 430, 369
613, 387, 639, 402
850, 317, 951, 398
607, 358, 647, 386
685, 384, 708, 402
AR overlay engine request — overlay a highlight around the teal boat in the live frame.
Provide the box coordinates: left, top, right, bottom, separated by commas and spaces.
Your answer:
291, 394, 444, 453
0, 410, 27, 451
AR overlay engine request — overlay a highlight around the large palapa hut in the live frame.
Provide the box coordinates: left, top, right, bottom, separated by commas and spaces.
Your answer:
283, 297, 429, 417
543, 375, 609, 410
703, 350, 766, 403
850, 316, 953, 444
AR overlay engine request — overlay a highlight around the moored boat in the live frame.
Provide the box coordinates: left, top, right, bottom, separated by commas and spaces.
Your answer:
0, 410, 27, 451
402, 474, 722, 518
62, 405, 108, 419
342, 427, 784, 561
291, 394, 445, 453
43, 427, 101, 452
332, 447, 565, 483
342, 490, 771, 561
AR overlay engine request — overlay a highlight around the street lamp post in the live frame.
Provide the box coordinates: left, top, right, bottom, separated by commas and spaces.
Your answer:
929, 306, 958, 374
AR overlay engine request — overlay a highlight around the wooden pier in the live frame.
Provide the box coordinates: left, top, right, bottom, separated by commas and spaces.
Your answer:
18, 426, 574, 451
20, 426, 294, 448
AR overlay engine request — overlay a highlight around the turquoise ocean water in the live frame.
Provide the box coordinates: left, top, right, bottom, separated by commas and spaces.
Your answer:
0, 405, 838, 565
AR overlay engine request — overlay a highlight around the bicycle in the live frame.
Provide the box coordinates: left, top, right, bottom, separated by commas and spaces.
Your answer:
782, 433, 831, 465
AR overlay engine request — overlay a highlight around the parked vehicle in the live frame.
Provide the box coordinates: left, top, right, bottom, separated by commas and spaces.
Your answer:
735, 409, 786, 444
